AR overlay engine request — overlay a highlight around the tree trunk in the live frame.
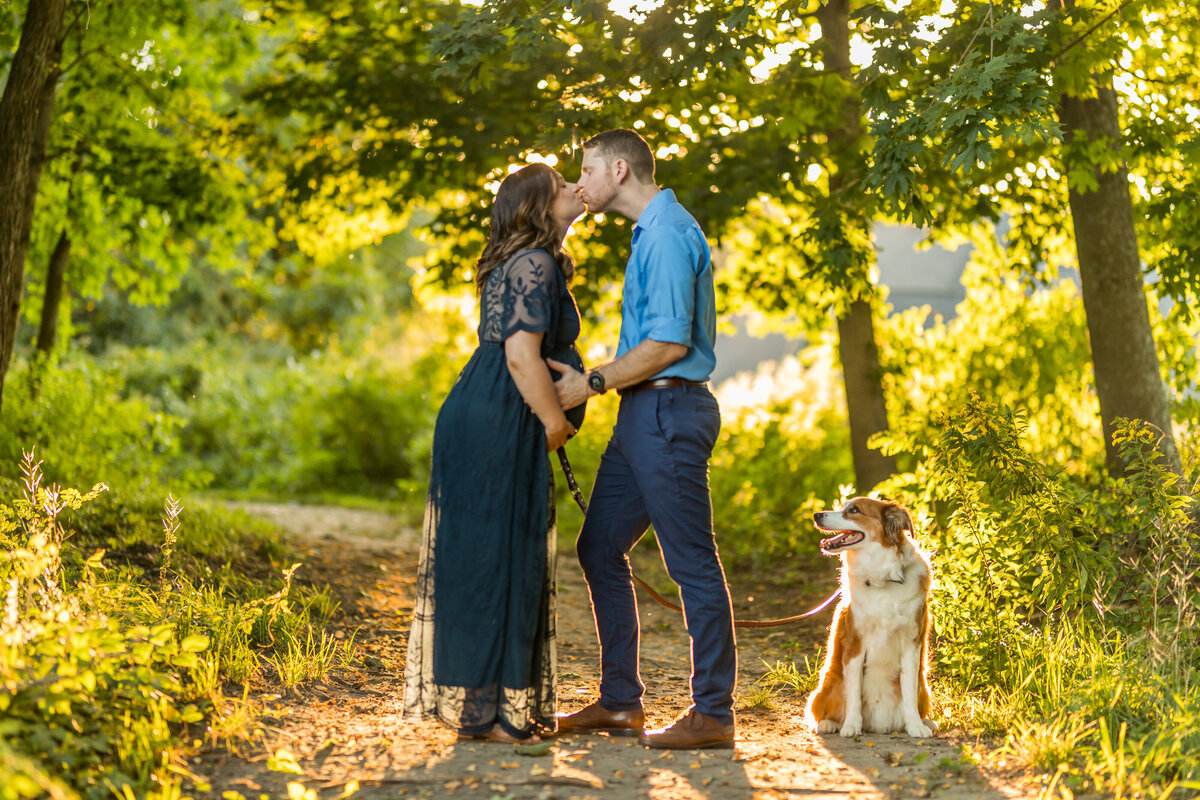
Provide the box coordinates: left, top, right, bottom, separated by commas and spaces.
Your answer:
0, 0, 66, 414
1059, 83, 1181, 476
818, 0, 897, 490
35, 228, 70, 354
836, 298, 897, 489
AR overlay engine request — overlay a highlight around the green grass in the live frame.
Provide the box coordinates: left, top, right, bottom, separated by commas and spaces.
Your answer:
740, 416, 1200, 799
0, 452, 358, 799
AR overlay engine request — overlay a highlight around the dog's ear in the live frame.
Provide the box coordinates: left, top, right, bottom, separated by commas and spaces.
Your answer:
882, 503, 913, 545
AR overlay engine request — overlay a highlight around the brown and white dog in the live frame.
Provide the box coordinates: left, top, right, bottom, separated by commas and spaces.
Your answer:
804, 497, 937, 738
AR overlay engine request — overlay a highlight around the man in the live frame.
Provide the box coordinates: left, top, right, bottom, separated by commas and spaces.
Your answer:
548, 128, 737, 749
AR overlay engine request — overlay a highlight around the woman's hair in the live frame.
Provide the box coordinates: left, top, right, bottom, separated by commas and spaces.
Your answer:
475, 163, 574, 293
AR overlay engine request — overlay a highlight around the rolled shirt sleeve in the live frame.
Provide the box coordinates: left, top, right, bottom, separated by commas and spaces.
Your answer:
616, 189, 717, 381
636, 225, 701, 346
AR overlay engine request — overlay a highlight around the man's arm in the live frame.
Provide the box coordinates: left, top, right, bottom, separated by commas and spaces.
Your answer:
548, 338, 688, 410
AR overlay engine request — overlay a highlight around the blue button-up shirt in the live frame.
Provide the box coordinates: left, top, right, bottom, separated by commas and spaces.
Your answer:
616, 189, 717, 382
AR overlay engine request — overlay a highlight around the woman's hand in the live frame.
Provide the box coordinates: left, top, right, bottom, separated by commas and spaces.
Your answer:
545, 417, 576, 452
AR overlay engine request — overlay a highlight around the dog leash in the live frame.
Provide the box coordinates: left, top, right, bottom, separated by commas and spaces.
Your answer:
555, 447, 840, 628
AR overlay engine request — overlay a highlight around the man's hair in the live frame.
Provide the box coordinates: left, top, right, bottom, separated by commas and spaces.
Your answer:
583, 128, 655, 184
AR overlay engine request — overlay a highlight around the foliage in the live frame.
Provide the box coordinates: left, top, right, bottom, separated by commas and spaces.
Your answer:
859, 0, 1200, 312
0, 0, 275, 376
0, 453, 353, 799
0, 356, 196, 491
93, 302, 469, 502
877, 250, 1102, 477
708, 343, 854, 562
875, 404, 1200, 797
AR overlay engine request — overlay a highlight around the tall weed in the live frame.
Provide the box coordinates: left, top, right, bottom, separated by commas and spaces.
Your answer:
878, 399, 1200, 797
0, 454, 354, 798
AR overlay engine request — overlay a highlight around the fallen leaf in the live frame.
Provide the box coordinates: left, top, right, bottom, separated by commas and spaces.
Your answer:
514, 741, 552, 757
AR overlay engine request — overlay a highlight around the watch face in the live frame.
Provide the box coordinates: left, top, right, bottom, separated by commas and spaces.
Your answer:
589, 372, 604, 392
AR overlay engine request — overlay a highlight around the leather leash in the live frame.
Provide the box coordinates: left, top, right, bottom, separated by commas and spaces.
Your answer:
555, 447, 839, 628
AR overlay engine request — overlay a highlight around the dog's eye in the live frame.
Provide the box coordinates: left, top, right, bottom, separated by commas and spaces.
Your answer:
845, 505, 857, 515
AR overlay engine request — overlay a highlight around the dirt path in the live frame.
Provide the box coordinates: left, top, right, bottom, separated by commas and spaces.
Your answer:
191, 503, 1042, 800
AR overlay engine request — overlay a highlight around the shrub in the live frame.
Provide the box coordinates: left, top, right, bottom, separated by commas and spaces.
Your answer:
97, 307, 469, 501
877, 259, 1103, 477
0, 453, 352, 799
0, 358, 193, 491
285, 348, 456, 493
875, 399, 1200, 797
709, 343, 854, 563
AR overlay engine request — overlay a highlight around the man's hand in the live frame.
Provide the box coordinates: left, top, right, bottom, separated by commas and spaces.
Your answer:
547, 358, 591, 410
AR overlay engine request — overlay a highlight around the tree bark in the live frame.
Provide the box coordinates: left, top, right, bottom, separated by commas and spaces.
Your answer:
1059, 82, 1180, 476
35, 228, 70, 354
0, 0, 66, 413
836, 298, 897, 489
818, 0, 897, 490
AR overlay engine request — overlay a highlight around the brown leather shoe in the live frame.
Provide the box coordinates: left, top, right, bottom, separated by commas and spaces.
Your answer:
555, 701, 645, 737
640, 707, 735, 750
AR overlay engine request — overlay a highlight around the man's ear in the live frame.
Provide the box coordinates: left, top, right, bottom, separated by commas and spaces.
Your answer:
612, 158, 629, 184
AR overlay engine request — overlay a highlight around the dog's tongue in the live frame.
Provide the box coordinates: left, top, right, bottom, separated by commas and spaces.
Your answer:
820, 531, 860, 551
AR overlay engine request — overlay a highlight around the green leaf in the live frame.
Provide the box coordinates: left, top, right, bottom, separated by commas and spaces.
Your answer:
180, 634, 210, 653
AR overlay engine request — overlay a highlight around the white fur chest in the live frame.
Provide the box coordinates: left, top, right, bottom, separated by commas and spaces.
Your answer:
842, 545, 929, 731
842, 543, 926, 605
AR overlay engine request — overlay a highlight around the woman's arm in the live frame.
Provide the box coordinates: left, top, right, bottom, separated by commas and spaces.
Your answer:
505, 329, 575, 451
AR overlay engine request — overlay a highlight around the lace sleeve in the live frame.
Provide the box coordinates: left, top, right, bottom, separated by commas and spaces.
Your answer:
500, 250, 558, 340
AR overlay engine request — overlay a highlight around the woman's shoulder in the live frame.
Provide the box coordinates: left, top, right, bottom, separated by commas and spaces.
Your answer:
506, 247, 562, 279
510, 247, 557, 264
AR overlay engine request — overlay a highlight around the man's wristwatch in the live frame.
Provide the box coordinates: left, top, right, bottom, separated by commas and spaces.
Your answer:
587, 370, 607, 395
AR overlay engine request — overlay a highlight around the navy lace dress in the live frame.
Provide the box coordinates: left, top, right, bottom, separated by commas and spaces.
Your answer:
404, 248, 580, 736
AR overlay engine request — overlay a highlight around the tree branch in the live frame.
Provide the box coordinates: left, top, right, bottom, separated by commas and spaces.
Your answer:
924, 3, 994, 114
1048, 0, 1137, 66
59, 43, 105, 75
58, 0, 91, 47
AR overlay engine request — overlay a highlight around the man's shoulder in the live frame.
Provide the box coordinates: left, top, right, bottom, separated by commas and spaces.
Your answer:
642, 205, 705, 245
649, 195, 702, 230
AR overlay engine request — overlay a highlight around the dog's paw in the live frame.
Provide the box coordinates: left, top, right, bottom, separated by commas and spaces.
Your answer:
816, 719, 840, 734
905, 720, 934, 738
839, 718, 862, 738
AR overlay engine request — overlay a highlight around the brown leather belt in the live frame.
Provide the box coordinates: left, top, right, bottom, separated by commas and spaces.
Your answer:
618, 377, 708, 396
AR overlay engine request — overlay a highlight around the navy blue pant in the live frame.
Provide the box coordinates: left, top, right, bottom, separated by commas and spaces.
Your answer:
576, 384, 737, 724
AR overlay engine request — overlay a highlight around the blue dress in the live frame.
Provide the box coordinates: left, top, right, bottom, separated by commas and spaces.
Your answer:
404, 248, 580, 736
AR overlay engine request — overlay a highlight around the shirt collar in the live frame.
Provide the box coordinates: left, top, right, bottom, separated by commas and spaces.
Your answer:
632, 189, 675, 239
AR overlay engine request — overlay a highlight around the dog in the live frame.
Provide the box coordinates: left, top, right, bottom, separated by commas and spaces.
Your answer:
804, 497, 937, 738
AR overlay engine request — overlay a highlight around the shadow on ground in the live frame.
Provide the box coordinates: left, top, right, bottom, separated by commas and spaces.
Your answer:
189, 503, 1040, 800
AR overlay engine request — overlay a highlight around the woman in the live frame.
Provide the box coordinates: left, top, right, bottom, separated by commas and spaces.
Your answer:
403, 163, 585, 743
